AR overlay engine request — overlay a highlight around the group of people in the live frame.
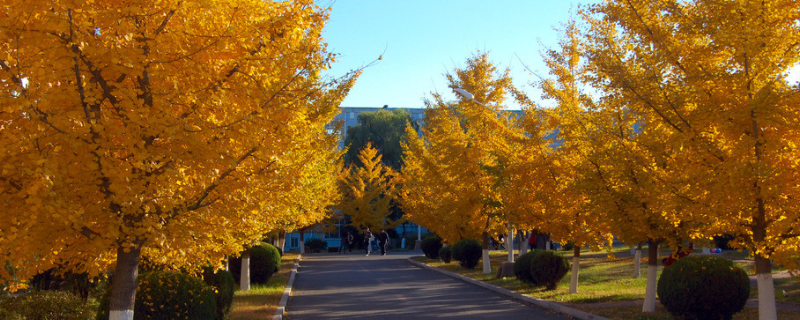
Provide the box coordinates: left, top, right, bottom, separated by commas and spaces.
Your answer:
338, 227, 390, 256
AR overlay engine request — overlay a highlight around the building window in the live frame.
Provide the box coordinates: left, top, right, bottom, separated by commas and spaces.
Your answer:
290, 237, 299, 248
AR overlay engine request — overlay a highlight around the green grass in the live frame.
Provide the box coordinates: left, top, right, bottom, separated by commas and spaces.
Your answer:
228, 252, 298, 320
416, 248, 800, 320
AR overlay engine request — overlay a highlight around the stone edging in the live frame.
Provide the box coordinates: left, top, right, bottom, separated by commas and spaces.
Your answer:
272, 254, 301, 320
406, 257, 611, 320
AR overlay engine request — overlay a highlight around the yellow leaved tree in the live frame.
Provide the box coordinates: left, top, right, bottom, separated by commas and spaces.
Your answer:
338, 142, 399, 230
584, 1, 800, 318
401, 52, 517, 274
528, 18, 615, 294
0, 1, 356, 319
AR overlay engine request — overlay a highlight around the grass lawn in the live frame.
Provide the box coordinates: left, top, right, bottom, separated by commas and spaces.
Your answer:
228, 252, 298, 320
415, 248, 800, 320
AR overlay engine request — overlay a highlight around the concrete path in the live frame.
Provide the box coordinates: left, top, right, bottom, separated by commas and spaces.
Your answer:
285, 251, 572, 320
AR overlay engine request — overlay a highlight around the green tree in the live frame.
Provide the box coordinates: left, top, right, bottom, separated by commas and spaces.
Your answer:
343, 109, 415, 171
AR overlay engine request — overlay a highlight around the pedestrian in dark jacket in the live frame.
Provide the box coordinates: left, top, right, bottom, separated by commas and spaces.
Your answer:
377, 228, 390, 256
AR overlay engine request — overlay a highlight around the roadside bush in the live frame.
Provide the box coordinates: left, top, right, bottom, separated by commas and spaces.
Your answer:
304, 238, 328, 252
451, 238, 482, 269
657, 255, 749, 320
529, 250, 570, 290
202, 267, 235, 320
0, 290, 95, 320
229, 244, 280, 285
261, 242, 281, 273
96, 271, 216, 320
438, 247, 452, 263
514, 250, 542, 284
420, 236, 443, 259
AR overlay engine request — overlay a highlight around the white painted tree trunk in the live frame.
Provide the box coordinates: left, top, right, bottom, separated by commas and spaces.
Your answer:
642, 265, 658, 312
642, 241, 658, 313
519, 233, 529, 258
507, 223, 514, 263
110, 310, 133, 320
109, 245, 141, 320
299, 231, 305, 254
482, 249, 491, 274
633, 248, 642, 278
569, 246, 580, 294
757, 272, 778, 320
239, 250, 250, 291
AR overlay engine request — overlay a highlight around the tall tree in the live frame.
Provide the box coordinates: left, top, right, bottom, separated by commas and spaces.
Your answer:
584, 1, 800, 318
401, 52, 517, 274
0, 1, 356, 319
343, 109, 415, 171
531, 18, 616, 295
338, 143, 399, 230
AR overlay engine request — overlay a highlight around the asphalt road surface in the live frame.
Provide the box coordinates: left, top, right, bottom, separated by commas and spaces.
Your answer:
285, 251, 573, 320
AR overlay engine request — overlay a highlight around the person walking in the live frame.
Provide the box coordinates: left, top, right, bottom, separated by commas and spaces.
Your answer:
346, 231, 354, 253
363, 228, 373, 256
339, 230, 349, 254
377, 228, 390, 256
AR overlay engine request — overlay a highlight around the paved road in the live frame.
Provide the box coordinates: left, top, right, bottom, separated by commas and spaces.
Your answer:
285, 251, 572, 320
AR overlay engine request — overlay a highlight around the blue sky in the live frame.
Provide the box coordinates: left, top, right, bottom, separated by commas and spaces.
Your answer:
320, 1, 599, 110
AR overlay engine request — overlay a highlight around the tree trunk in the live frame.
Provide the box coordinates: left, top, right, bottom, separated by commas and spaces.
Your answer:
755, 254, 777, 320
239, 247, 251, 291
642, 240, 659, 313
519, 232, 529, 257
569, 246, 580, 294
634, 242, 642, 278
482, 231, 491, 274
278, 230, 287, 253
299, 230, 305, 254
109, 245, 141, 320
507, 222, 514, 263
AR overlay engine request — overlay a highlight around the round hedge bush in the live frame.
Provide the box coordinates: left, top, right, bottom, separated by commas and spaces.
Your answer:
438, 246, 452, 263
513, 250, 542, 284
529, 250, 570, 290
420, 236, 443, 259
229, 244, 280, 285
261, 243, 281, 273
451, 238, 482, 269
657, 255, 749, 320
202, 267, 235, 320
96, 271, 216, 320
0, 290, 95, 320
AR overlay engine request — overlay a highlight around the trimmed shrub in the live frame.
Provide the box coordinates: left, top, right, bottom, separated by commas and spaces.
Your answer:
261, 243, 281, 273
0, 291, 95, 320
451, 238, 482, 269
529, 250, 570, 290
657, 255, 749, 320
202, 267, 235, 320
304, 238, 327, 252
96, 271, 216, 320
229, 244, 280, 285
438, 247, 452, 263
513, 250, 542, 284
420, 236, 443, 259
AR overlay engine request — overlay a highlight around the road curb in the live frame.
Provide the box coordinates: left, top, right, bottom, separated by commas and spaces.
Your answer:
407, 257, 611, 320
272, 254, 301, 320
